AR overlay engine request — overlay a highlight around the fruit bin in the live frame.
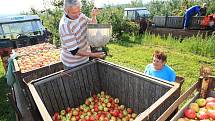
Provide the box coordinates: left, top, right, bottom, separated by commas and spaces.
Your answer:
28, 59, 183, 121
12, 43, 63, 83
157, 66, 215, 121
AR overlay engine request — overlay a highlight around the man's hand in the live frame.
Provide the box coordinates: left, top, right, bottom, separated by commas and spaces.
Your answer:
92, 52, 106, 58
91, 7, 99, 17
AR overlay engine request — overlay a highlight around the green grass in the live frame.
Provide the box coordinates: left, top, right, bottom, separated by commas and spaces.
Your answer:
0, 61, 15, 121
106, 38, 215, 94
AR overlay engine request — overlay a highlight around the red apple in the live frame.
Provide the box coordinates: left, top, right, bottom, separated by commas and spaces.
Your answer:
184, 108, 196, 119
208, 110, 215, 120
197, 111, 209, 120
127, 108, 133, 114
206, 102, 215, 110
206, 97, 215, 103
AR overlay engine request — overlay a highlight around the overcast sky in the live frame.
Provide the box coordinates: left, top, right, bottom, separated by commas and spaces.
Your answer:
0, 0, 153, 16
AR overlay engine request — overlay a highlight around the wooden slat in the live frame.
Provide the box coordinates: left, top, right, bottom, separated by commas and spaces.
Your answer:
86, 65, 95, 94
28, 84, 52, 121
67, 72, 80, 107
37, 83, 55, 115
73, 71, 84, 104
134, 83, 180, 121
156, 81, 200, 121
170, 92, 200, 121
81, 67, 91, 97
91, 63, 101, 93
77, 69, 88, 103
60, 73, 76, 107
49, 79, 63, 112
133, 77, 139, 113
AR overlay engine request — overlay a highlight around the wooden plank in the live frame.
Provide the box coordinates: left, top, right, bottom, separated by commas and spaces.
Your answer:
73, 71, 84, 104
120, 70, 127, 107
86, 65, 95, 95
170, 92, 200, 121
91, 63, 101, 93
36, 83, 55, 115
77, 69, 88, 103
28, 84, 52, 121
128, 75, 134, 109
99, 63, 107, 92
138, 77, 145, 113
50, 78, 64, 112
81, 67, 91, 97
133, 77, 139, 113
134, 83, 180, 121
60, 72, 76, 107
67, 72, 80, 107
156, 81, 200, 121
56, 76, 70, 109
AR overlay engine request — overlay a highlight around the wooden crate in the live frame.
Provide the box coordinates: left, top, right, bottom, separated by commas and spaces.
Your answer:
153, 16, 166, 27
153, 16, 205, 29
165, 16, 184, 29
28, 59, 183, 121
157, 75, 215, 121
13, 59, 63, 83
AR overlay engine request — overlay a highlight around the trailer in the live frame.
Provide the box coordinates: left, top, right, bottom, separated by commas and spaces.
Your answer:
148, 16, 213, 38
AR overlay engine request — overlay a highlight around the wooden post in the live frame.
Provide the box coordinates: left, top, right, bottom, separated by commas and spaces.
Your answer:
200, 65, 212, 98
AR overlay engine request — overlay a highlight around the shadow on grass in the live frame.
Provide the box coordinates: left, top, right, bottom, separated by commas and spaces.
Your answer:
0, 76, 16, 121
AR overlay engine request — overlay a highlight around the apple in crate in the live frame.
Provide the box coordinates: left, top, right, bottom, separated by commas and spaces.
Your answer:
197, 111, 209, 120
184, 108, 196, 119
208, 110, 215, 120
206, 97, 215, 103
195, 98, 207, 107
189, 103, 199, 112
206, 102, 215, 110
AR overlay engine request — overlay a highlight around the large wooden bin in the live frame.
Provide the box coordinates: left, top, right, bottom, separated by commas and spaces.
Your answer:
28, 59, 181, 121
157, 74, 215, 121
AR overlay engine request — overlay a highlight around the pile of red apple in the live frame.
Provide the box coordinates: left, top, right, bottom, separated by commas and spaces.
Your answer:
15, 43, 56, 56
14, 43, 61, 73
178, 97, 215, 121
52, 91, 138, 121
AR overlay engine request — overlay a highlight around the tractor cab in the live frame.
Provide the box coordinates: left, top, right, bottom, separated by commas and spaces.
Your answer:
0, 15, 46, 48
124, 7, 150, 22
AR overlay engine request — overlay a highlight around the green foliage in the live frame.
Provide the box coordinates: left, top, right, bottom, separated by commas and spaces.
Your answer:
97, 7, 139, 39
39, 8, 62, 47
81, 0, 94, 17
145, 0, 215, 16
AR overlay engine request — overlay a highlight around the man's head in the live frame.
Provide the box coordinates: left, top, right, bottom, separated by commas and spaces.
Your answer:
152, 50, 167, 70
64, 0, 82, 19
202, 3, 207, 8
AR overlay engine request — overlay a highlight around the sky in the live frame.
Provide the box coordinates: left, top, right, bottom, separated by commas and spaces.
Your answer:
0, 0, 153, 16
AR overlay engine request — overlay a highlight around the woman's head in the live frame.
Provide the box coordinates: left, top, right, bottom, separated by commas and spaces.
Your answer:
152, 50, 167, 70
64, 0, 82, 19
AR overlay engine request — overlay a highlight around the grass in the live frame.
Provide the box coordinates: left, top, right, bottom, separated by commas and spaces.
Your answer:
106, 34, 215, 94
0, 33, 214, 120
0, 61, 15, 121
